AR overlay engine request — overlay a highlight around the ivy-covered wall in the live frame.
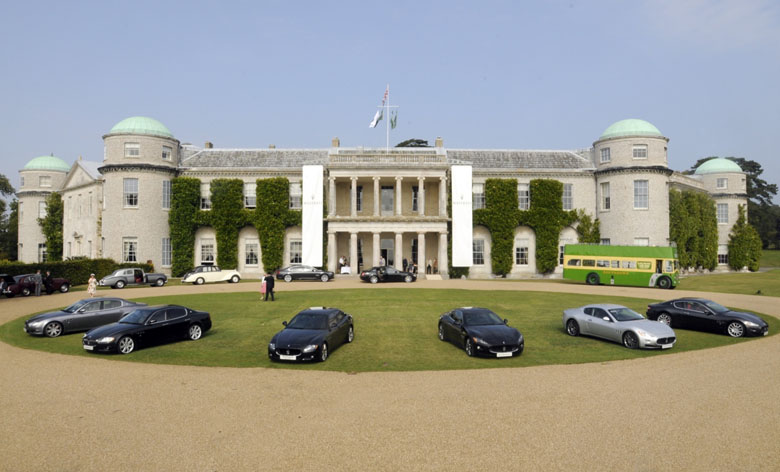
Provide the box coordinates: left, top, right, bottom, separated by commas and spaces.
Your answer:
252, 177, 301, 272
209, 179, 251, 270
169, 178, 201, 276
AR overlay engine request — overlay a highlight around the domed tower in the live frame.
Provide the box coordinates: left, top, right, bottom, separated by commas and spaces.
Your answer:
694, 158, 748, 267
17, 155, 71, 262
100, 117, 179, 272
593, 119, 672, 246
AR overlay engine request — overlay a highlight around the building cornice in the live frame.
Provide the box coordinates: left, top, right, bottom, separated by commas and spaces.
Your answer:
594, 165, 673, 177
16, 190, 54, 198
98, 164, 178, 175
711, 193, 749, 199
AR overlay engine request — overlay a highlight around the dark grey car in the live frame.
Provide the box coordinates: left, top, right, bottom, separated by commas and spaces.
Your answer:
24, 297, 147, 337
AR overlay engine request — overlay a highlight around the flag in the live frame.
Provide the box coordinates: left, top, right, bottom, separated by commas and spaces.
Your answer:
390, 110, 398, 129
369, 109, 383, 128
382, 85, 389, 106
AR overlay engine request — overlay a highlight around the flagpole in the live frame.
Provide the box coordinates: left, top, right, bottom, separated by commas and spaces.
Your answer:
385, 83, 390, 153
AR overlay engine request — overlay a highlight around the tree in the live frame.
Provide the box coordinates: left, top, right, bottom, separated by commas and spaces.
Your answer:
573, 210, 600, 244
728, 205, 762, 271
37, 192, 64, 261
395, 139, 429, 147
0, 173, 16, 260
668, 189, 717, 271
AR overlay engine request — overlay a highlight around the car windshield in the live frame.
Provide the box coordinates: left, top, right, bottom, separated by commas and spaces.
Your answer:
608, 307, 645, 322
119, 309, 150, 325
287, 312, 328, 330
463, 309, 504, 326
63, 300, 91, 313
702, 300, 729, 313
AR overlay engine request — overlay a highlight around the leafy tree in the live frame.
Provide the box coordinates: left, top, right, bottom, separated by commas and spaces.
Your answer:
728, 205, 762, 271
669, 189, 717, 270
37, 192, 64, 261
395, 139, 429, 147
573, 210, 600, 244
0, 200, 18, 260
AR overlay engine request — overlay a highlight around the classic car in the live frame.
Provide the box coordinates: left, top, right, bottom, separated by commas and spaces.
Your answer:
2, 273, 70, 297
24, 297, 147, 337
99, 268, 167, 289
438, 307, 524, 357
182, 265, 241, 285
563, 304, 676, 349
647, 298, 769, 337
82, 304, 211, 354
268, 307, 354, 362
276, 265, 334, 283
359, 266, 416, 284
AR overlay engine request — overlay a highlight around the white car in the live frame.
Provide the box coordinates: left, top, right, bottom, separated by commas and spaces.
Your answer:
182, 265, 241, 285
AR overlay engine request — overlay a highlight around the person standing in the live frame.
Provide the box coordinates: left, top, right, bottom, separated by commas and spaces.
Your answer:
260, 276, 267, 301
427, 259, 433, 275
263, 272, 275, 301
87, 273, 97, 298
379, 255, 386, 267
402, 257, 408, 272
44, 271, 54, 294
33, 270, 42, 296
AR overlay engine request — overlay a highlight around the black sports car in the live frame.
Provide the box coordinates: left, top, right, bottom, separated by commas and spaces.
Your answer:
82, 305, 212, 354
268, 307, 354, 362
276, 265, 334, 282
646, 298, 769, 338
359, 266, 416, 284
24, 297, 147, 337
438, 307, 524, 357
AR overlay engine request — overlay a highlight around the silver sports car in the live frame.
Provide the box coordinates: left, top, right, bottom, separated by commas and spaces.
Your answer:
563, 304, 676, 349
24, 297, 147, 337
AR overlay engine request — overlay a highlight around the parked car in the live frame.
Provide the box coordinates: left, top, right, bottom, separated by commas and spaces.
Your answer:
276, 265, 334, 283
359, 266, 416, 284
24, 297, 147, 337
563, 304, 676, 349
438, 307, 524, 357
99, 268, 167, 289
82, 305, 211, 354
647, 298, 769, 338
2, 273, 70, 298
268, 307, 354, 362
0, 274, 13, 295
182, 265, 241, 285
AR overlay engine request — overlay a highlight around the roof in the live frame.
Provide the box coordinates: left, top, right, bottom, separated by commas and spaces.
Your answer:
598, 119, 663, 141
694, 158, 743, 175
446, 150, 594, 169
77, 160, 103, 180
181, 148, 329, 168
564, 244, 677, 258
107, 116, 173, 138
22, 155, 70, 172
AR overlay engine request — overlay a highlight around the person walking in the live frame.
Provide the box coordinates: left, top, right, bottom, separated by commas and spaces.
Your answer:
263, 272, 275, 301
87, 273, 97, 298
33, 270, 42, 296
260, 276, 267, 301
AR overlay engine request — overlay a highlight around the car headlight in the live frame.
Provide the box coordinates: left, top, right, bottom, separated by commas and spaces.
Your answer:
268, 343, 276, 351
518, 334, 524, 344
302, 344, 318, 353
97, 336, 115, 343
28, 320, 46, 328
743, 321, 759, 328
635, 329, 649, 338
472, 337, 489, 346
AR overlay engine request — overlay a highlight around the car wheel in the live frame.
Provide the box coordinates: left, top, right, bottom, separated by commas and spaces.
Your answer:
369, 275, 378, 284
284, 274, 292, 283
346, 326, 354, 343
320, 274, 329, 282
404, 275, 413, 283
319, 343, 329, 362
44, 322, 63, 338
566, 319, 580, 336
586, 273, 600, 285
438, 324, 445, 341
657, 276, 672, 289
118, 336, 135, 354
22, 287, 31, 296
622, 331, 639, 349
195, 277, 205, 285
188, 324, 203, 341
59, 283, 70, 293
657, 313, 672, 326
465, 338, 475, 357
115, 280, 125, 289
155, 278, 165, 287
727, 321, 745, 338
230, 275, 240, 283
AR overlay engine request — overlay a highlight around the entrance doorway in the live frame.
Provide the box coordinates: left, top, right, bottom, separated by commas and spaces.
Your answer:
381, 238, 394, 266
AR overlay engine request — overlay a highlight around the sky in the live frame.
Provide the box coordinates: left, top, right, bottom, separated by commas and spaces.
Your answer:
1, 0, 779, 201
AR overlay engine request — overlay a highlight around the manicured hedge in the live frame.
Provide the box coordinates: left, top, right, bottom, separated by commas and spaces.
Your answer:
0, 259, 154, 286
170, 178, 201, 276
728, 204, 762, 271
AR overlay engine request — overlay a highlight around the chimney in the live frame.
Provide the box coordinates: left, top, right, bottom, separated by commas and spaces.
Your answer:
435, 136, 443, 147
204, 141, 213, 149
331, 136, 340, 147
269, 144, 276, 149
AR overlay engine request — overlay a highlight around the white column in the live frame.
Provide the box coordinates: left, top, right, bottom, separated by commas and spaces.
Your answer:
395, 176, 403, 216
395, 232, 403, 269
418, 176, 426, 216
327, 231, 337, 272
439, 232, 448, 278
373, 177, 380, 216
328, 177, 336, 217
417, 232, 426, 279
350, 177, 357, 217
439, 176, 447, 217
350, 232, 358, 272
372, 232, 380, 267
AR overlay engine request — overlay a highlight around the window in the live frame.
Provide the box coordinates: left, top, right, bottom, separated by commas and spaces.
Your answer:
88, 192, 93, 215
515, 239, 529, 265
39, 175, 51, 187
162, 238, 171, 267
559, 239, 572, 265
200, 183, 211, 210
123, 238, 137, 262
718, 244, 728, 265
290, 239, 302, 264
244, 182, 256, 208
289, 182, 302, 209
582, 259, 595, 267
381, 186, 394, 215
78, 194, 82, 217
622, 260, 637, 269
611, 260, 620, 268
201, 239, 215, 264
38, 201, 46, 218
88, 240, 92, 258
67, 242, 71, 258
562, 183, 573, 210
38, 243, 47, 262
633, 180, 649, 209
472, 183, 485, 210
596, 260, 609, 267
356, 186, 363, 212
717, 178, 728, 189
162, 181, 171, 209
123, 178, 139, 207
717, 203, 728, 224
634, 237, 649, 246
518, 183, 530, 210
162, 146, 172, 160
600, 238, 611, 245
473, 239, 485, 265
600, 182, 610, 210
632, 144, 648, 159
600, 147, 611, 163
19, 202, 23, 220
245, 239, 259, 265
412, 186, 418, 212
124, 142, 140, 157
20, 176, 24, 187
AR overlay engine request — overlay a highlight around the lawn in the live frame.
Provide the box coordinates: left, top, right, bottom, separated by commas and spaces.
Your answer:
760, 249, 780, 268
1, 289, 773, 372
678, 269, 780, 297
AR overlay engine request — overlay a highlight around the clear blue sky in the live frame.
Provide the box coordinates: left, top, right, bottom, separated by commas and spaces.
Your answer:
2, 0, 778, 200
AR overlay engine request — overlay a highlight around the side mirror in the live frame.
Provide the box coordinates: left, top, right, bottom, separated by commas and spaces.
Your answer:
330, 323, 337, 330
149, 319, 157, 324
503, 319, 508, 324
77, 308, 87, 313
602, 316, 611, 322
282, 321, 288, 326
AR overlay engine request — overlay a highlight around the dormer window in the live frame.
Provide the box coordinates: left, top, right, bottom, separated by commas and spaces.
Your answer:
124, 142, 140, 158
632, 145, 648, 159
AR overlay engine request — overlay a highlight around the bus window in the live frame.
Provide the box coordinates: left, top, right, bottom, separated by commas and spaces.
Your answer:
567, 259, 581, 266
583, 259, 595, 267
622, 260, 636, 269
596, 260, 609, 267
611, 260, 620, 268
665, 260, 674, 272
637, 261, 651, 270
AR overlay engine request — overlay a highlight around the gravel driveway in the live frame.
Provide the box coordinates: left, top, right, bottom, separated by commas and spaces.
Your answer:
1, 279, 778, 471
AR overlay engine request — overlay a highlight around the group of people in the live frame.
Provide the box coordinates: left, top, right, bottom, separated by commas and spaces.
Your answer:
30, 270, 55, 296
259, 272, 275, 301
401, 258, 438, 274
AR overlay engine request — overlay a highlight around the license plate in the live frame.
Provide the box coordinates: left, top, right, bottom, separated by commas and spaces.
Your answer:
23, 327, 27, 333
279, 354, 297, 361
83, 345, 94, 351
661, 344, 672, 349
496, 352, 512, 358
764, 331, 768, 336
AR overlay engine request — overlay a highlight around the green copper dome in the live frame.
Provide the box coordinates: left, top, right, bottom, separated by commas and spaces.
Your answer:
598, 119, 663, 141
694, 158, 743, 175
22, 155, 71, 172
108, 116, 173, 138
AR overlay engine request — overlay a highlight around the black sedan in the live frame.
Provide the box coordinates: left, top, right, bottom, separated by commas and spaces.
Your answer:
268, 307, 354, 362
82, 305, 212, 354
276, 265, 334, 283
359, 266, 416, 284
438, 307, 524, 357
647, 298, 769, 338
24, 297, 147, 337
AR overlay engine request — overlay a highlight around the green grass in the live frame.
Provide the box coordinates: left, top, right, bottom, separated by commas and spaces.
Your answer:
678, 269, 780, 297
760, 249, 780, 268
1, 289, 774, 372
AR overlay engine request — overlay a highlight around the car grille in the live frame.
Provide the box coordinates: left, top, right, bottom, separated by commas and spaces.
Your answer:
657, 337, 675, 345
277, 348, 301, 356
489, 344, 519, 353
83, 339, 97, 346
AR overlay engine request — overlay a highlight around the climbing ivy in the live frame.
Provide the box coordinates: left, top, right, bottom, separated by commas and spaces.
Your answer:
169, 178, 201, 276
573, 209, 600, 244
208, 179, 251, 270
728, 204, 761, 271
38, 192, 64, 261
252, 178, 301, 272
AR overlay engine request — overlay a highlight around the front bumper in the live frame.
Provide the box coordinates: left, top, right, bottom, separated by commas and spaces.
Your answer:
82, 339, 117, 353
638, 336, 676, 349
268, 346, 319, 362
746, 325, 769, 337
474, 341, 524, 358
23, 323, 45, 335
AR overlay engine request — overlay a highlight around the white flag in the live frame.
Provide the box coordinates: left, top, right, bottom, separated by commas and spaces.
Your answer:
369, 109, 383, 128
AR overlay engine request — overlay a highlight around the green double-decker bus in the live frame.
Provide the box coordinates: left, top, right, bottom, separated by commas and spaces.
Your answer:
562, 244, 679, 289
